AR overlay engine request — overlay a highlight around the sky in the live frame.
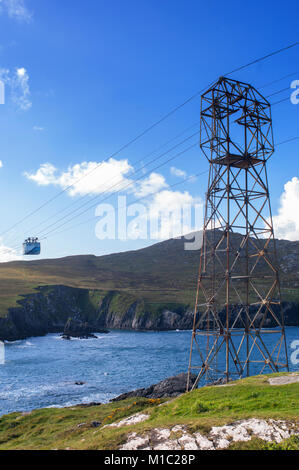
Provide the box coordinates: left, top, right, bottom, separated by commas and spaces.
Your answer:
0, 0, 298, 261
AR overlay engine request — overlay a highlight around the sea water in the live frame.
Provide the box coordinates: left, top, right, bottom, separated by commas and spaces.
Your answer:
0, 327, 298, 416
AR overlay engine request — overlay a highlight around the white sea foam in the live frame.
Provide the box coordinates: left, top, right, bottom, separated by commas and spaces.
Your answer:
16, 341, 35, 349
51, 392, 113, 409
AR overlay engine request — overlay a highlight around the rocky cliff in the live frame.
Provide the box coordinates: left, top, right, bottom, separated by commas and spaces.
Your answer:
0, 285, 98, 342
0, 286, 298, 341
95, 293, 299, 330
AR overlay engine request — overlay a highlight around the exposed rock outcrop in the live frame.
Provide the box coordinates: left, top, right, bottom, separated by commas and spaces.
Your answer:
119, 419, 298, 450
96, 300, 299, 331
96, 304, 194, 331
95, 292, 299, 331
111, 372, 197, 401
61, 317, 108, 339
104, 413, 149, 428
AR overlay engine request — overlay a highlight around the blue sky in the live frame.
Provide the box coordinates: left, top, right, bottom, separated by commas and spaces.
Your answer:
0, 0, 298, 260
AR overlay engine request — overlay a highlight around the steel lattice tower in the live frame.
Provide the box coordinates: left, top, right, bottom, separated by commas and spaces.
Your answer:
187, 77, 289, 390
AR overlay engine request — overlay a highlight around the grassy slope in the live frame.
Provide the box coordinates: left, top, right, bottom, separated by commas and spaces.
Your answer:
0, 232, 298, 318
0, 373, 298, 450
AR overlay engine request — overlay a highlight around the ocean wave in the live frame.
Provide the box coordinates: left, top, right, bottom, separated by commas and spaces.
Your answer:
0, 380, 85, 400
16, 341, 35, 349
40, 391, 114, 410
4, 339, 22, 345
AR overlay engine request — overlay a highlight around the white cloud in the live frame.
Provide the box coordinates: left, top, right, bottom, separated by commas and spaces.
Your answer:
0, 160, 3, 168
0, 239, 21, 262
33, 126, 44, 132
25, 159, 172, 199
0, 0, 32, 22
16, 67, 25, 77
25, 162, 57, 186
0, 66, 32, 111
272, 177, 299, 241
134, 172, 168, 198
25, 158, 135, 197
170, 166, 197, 182
25, 157, 204, 240
170, 166, 187, 178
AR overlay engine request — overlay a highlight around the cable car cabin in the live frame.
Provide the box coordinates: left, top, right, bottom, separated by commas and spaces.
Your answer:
23, 238, 41, 255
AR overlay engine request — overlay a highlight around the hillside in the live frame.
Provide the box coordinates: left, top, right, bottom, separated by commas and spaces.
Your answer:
0, 231, 298, 340
0, 372, 298, 450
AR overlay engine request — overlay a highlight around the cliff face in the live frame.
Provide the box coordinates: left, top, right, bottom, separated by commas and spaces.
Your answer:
95, 295, 299, 330
96, 305, 194, 331
0, 286, 194, 341
0, 286, 97, 342
0, 286, 298, 342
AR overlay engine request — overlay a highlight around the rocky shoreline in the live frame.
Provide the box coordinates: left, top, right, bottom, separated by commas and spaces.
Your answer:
111, 373, 197, 401
0, 284, 298, 342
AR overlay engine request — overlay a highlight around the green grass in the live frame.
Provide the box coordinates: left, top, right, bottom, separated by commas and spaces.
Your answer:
0, 373, 298, 450
149, 374, 299, 428
281, 288, 299, 302
0, 398, 163, 450
228, 435, 299, 450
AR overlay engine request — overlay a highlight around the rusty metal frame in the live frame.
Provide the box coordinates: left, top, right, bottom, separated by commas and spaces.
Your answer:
187, 77, 289, 389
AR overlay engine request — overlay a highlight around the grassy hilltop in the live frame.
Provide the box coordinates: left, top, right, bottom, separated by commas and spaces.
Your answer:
0, 373, 298, 450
